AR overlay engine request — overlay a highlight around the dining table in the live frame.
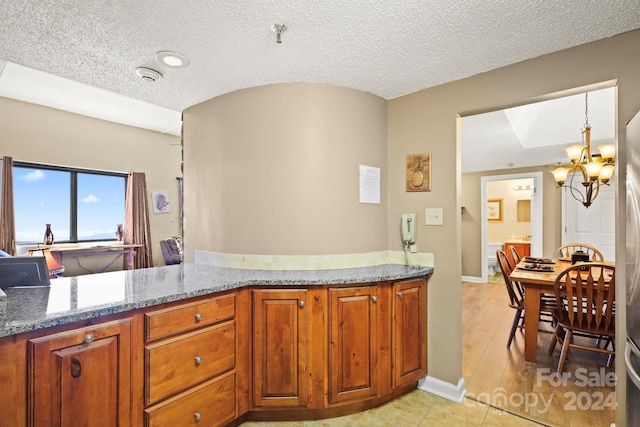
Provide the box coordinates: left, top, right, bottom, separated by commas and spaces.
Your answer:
509, 257, 570, 362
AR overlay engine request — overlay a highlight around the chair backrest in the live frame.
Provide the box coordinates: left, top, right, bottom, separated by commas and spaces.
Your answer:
497, 250, 524, 309
553, 262, 615, 332
553, 243, 604, 262
160, 236, 183, 265
509, 245, 522, 266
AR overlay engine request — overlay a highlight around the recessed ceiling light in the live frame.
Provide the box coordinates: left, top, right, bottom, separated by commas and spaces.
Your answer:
156, 51, 190, 68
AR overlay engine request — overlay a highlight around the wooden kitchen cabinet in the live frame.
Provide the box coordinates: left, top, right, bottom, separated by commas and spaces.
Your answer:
28, 318, 133, 427
145, 372, 236, 427
328, 286, 378, 403
393, 278, 427, 388
252, 289, 307, 407
2, 273, 428, 427
144, 291, 238, 427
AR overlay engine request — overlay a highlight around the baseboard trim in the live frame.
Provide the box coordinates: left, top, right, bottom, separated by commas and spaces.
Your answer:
417, 376, 466, 403
461, 275, 483, 283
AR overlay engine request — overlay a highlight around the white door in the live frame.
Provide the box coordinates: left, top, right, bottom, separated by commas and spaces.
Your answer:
562, 183, 615, 261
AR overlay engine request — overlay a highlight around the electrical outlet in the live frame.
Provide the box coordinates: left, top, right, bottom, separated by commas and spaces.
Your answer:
425, 208, 443, 225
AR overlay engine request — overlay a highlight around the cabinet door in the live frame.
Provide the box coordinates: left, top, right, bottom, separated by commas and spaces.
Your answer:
329, 286, 378, 403
393, 278, 427, 388
28, 319, 132, 427
253, 289, 307, 407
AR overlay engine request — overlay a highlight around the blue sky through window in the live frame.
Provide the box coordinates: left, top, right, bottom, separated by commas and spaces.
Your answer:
14, 167, 125, 244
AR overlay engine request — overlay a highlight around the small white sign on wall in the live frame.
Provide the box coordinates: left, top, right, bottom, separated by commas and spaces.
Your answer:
152, 191, 170, 214
359, 165, 380, 204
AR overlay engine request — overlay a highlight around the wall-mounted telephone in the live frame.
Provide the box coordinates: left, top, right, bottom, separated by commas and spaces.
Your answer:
401, 213, 417, 245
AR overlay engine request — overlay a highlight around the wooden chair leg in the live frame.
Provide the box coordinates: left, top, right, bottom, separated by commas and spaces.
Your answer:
507, 308, 522, 348
557, 329, 572, 374
548, 324, 560, 355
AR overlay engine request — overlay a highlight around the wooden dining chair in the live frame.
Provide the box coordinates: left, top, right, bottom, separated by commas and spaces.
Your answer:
497, 250, 524, 347
508, 245, 522, 266
547, 262, 615, 373
497, 250, 557, 348
553, 243, 604, 262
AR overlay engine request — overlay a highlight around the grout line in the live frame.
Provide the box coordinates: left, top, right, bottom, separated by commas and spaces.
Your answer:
464, 395, 552, 426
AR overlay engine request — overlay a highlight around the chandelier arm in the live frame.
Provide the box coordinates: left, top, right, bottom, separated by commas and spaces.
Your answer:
590, 180, 601, 204
566, 168, 586, 204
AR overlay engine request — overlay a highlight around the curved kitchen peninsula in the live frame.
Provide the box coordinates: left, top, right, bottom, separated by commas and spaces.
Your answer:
0, 262, 432, 426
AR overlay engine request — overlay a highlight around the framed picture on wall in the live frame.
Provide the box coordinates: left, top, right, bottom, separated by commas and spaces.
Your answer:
406, 153, 431, 192
488, 198, 503, 222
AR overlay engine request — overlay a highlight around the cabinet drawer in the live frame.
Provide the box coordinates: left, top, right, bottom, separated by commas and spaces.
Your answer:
145, 372, 236, 427
146, 321, 235, 404
145, 293, 235, 341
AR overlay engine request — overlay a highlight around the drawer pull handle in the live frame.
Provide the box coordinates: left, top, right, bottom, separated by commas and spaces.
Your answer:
372, 296, 378, 303
299, 300, 305, 308
195, 313, 203, 322
84, 334, 94, 343
397, 291, 403, 297
70, 357, 82, 378
194, 412, 202, 421
195, 356, 202, 365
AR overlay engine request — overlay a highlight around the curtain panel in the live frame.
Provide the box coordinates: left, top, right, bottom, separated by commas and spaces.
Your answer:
124, 172, 153, 268
0, 156, 16, 255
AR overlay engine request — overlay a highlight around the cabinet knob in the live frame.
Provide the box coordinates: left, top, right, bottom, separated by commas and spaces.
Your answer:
84, 334, 94, 343
397, 291, 403, 297
299, 300, 305, 308
194, 412, 202, 421
195, 356, 202, 365
195, 313, 203, 322
372, 296, 378, 303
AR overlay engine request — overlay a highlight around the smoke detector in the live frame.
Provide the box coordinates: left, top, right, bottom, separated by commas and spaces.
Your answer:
135, 67, 162, 83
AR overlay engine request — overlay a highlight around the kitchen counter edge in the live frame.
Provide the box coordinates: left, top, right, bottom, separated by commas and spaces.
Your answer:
0, 262, 433, 338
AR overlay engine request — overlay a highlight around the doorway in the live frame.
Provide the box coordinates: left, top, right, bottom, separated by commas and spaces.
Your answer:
480, 172, 543, 283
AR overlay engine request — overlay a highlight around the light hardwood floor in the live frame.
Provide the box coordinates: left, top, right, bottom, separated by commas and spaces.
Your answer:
463, 278, 616, 427
241, 279, 615, 427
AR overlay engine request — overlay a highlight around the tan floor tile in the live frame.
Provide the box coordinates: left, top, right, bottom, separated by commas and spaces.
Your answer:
482, 407, 547, 426
417, 397, 487, 427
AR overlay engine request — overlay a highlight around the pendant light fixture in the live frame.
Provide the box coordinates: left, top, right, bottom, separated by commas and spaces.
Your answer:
550, 93, 615, 208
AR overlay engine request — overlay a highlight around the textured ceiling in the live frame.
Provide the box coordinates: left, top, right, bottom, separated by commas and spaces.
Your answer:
0, 1, 638, 170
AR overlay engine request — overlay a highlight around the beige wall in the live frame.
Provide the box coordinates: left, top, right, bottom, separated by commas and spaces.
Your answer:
0, 97, 182, 267
182, 83, 388, 257
388, 29, 640, 421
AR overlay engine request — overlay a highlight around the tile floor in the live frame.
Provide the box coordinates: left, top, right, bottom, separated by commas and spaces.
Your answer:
240, 389, 545, 426
240, 278, 616, 427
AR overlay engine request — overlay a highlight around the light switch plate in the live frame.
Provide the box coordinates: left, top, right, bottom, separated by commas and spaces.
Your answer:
425, 208, 443, 225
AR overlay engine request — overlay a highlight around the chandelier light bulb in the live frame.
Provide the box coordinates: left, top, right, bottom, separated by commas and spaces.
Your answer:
600, 164, 615, 183
551, 167, 569, 185
597, 144, 616, 161
566, 145, 584, 163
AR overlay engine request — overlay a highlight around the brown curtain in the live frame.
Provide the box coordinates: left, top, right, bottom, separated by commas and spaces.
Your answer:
0, 156, 16, 255
124, 172, 153, 268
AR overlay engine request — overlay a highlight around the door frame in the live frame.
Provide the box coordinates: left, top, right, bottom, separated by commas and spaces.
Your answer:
480, 172, 543, 282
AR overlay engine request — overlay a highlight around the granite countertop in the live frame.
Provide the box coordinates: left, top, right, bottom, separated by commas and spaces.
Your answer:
0, 262, 433, 338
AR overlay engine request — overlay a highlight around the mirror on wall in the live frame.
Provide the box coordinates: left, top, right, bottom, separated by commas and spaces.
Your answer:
517, 199, 531, 222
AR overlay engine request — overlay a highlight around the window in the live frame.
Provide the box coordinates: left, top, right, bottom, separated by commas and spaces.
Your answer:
13, 162, 127, 244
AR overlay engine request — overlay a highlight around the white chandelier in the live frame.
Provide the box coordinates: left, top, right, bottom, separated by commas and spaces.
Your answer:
551, 93, 615, 208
